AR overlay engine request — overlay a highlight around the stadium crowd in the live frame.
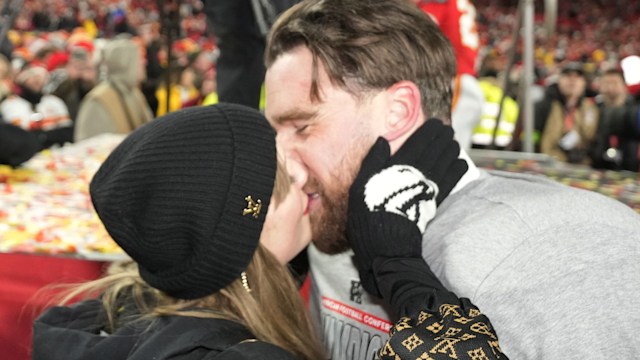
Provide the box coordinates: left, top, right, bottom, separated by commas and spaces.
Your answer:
1, 0, 640, 171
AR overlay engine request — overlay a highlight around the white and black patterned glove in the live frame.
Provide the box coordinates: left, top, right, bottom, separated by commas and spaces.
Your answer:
347, 119, 467, 297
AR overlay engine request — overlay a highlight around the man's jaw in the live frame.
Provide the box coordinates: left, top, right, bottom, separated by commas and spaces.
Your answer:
306, 187, 352, 255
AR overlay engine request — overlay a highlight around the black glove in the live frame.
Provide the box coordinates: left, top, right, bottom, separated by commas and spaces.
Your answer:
347, 119, 468, 296
371, 258, 457, 317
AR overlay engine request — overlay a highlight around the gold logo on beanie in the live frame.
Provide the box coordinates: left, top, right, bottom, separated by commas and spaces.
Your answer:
242, 196, 262, 218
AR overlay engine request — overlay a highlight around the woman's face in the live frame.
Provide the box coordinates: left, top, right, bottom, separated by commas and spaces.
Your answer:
259, 159, 311, 264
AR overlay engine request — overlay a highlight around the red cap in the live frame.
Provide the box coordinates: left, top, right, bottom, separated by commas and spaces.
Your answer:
46, 51, 70, 71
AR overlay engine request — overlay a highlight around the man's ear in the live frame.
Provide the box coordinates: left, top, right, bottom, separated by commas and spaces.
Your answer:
382, 81, 422, 144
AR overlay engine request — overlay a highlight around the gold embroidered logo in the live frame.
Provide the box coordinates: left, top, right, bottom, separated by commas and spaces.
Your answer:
242, 196, 262, 218
401, 334, 424, 351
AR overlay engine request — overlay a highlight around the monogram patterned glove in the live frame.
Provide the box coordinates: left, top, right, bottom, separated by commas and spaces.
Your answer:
380, 296, 508, 360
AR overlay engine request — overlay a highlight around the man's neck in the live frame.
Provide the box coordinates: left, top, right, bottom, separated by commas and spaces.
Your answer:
565, 95, 580, 108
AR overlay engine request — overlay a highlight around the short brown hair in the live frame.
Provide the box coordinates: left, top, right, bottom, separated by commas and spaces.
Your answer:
601, 68, 625, 80
265, 0, 457, 123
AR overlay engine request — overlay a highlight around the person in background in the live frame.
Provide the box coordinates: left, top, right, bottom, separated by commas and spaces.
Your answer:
155, 65, 201, 116
535, 62, 599, 164
471, 69, 519, 149
264, 0, 640, 358
138, 23, 165, 117
45, 45, 98, 123
0, 63, 73, 148
414, 0, 485, 150
74, 36, 152, 142
0, 56, 57, 165
202, 0, 298, 109
591, 68, 639, 171
200, 74, 219, 106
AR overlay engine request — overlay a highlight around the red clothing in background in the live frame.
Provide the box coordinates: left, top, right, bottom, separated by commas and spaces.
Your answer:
417, 0, 480, 76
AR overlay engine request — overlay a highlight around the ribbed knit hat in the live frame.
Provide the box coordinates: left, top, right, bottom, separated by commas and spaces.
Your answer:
89, 103, 277, 299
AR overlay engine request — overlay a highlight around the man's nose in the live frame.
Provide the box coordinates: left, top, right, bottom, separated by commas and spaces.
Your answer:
275, 131, 299, 162
285, 156, 308, 188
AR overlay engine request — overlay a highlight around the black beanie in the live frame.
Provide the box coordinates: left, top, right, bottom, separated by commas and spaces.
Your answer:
89, 103, 277, 300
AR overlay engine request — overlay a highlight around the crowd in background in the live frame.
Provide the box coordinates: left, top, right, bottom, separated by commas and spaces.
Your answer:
477, 0, 640, 71
3, 0, 216, 113
472, 0, 640, 172
1, 0, 640, 172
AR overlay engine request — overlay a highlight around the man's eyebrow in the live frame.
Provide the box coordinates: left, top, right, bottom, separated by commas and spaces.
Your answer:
272, 109, 318, 125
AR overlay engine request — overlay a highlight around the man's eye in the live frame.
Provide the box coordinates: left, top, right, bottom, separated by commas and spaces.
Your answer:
295, 125, 309, 134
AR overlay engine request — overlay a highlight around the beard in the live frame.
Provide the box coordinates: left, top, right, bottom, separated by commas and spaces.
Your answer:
310, 136, 372, 255
308, 177, 350, 254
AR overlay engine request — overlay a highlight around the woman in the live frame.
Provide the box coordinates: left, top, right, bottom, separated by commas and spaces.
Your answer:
32, 103, 324, 359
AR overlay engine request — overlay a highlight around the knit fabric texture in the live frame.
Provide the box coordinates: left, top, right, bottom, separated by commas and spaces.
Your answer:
89, 103, 277, 299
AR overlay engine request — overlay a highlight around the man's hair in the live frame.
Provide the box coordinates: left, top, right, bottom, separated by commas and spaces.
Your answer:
602, 68, 625, 81
265, 0, 457, 123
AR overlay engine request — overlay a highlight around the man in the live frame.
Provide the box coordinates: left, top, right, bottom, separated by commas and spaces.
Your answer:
591, 68, 639, 171
534, 62, 599, 164
264, 1, 640, 359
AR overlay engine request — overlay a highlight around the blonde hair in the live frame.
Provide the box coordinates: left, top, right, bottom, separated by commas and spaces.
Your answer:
272, 156, 292, 205
54, 161, 325, 359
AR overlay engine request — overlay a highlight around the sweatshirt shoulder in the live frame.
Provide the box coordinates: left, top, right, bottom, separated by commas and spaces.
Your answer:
461, 169, 639, 222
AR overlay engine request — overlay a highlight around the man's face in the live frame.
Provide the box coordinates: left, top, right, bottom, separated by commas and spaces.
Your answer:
599, 74, 627, 105
266, 46, 386, 254
67, 58, 95, 81
23, 72, 46, 93
558, 71, 586, 100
